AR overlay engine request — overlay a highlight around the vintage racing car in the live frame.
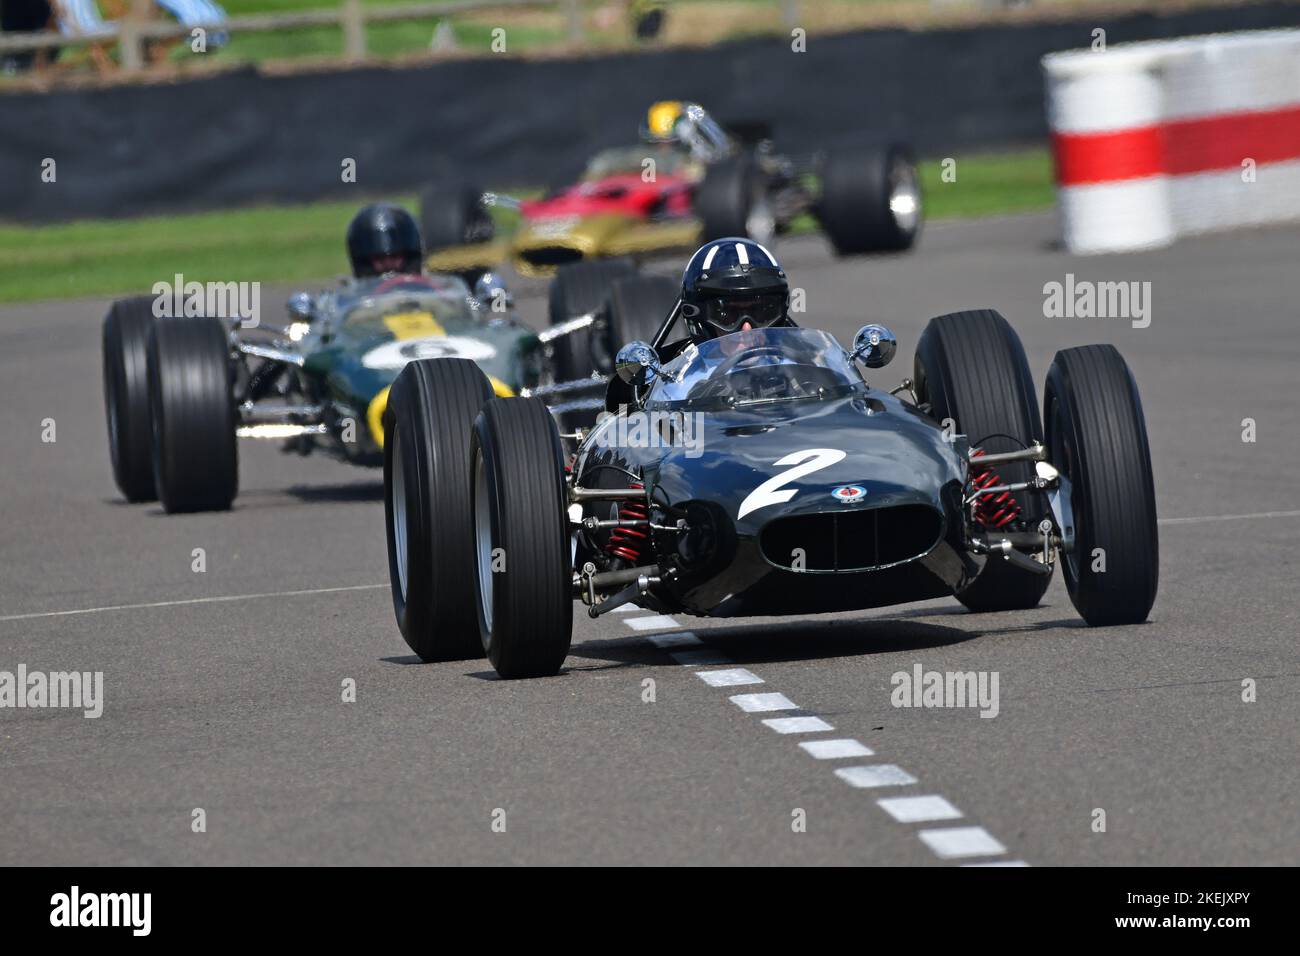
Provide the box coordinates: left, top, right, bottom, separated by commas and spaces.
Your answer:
100, 271, 612, 513
383, 302, 1159, 678
419, 101, 923, 278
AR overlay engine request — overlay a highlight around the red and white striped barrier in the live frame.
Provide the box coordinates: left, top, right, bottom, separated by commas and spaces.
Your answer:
1043, 29, 1300, 255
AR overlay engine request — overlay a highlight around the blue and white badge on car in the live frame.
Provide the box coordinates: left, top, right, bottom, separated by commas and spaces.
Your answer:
363, 336, 497, 370
832, 484, 867, 503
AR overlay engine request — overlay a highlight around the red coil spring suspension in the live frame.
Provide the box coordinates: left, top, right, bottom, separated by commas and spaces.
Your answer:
969, 450, 1021, 530
606, 482, 649, 563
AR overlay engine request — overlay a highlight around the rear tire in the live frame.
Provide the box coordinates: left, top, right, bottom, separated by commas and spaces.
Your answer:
418, 181, 494, 254
696, 153, 774, 244
102, 295, 158, 502
1045, 346, 1158, 626
914, 309, 1049, 611
148, 317, 238, 513
818, 143, 921, 254
547, 258, 637, 380
384, 357, 495, 661
606, 274, 677, 350
471, 398, 572, 679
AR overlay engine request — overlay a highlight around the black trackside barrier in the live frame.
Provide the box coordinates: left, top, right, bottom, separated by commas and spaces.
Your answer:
2, 2, 1297, 222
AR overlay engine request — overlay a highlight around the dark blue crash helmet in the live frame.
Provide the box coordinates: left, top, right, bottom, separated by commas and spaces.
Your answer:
680, 237, 790, 340
346, 203, 423, 278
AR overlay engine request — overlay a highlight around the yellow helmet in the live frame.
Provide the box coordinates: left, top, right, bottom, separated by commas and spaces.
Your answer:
643, 100, 684, 142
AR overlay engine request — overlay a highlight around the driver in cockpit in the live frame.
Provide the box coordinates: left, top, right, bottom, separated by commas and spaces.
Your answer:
678, 237, 794, 347
608, 238, 799, 410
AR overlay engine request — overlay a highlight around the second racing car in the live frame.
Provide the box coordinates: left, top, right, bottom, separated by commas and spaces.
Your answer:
101, 203, 617, 513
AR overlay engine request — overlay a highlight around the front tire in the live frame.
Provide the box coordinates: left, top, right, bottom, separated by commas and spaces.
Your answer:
471, 398, 572, 679
148, 317, 238, 513
102, 295, 158, 502
1045, 345, 1158, 626
914, 309, 1050, 611
384, 357, 495, 661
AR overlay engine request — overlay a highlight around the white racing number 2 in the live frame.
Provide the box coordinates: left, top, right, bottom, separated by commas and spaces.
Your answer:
737, 448, 846, 520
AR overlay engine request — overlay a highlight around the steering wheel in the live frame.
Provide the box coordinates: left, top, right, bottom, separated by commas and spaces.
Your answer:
692, 346, 787, 399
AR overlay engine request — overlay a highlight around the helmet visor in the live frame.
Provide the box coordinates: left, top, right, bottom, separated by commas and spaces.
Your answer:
704, 294, 786, 334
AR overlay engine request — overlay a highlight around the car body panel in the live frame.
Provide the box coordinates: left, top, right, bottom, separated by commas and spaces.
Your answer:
297, 275, 542, 458
572, 329, 979, 617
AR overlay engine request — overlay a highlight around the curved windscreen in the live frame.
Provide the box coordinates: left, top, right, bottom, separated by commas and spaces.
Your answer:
340, 276, 476, 329
645, 327, 864, 411
584, 145, 691, 180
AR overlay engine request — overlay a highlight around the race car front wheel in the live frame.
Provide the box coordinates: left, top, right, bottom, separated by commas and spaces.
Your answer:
471, 397, 572, 679
148, 317, 239, 513
384, 357, 494, 661
1045, 345, 1158, 626
103, 295, 158, 502
915, 309, 1051, 612
817, 143, 921, 254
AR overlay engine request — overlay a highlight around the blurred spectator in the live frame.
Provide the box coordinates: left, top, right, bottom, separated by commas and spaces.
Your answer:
51, 0, 117, 71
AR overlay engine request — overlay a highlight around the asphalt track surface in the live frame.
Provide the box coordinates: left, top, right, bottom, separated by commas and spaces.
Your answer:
1, 212, 1297, 866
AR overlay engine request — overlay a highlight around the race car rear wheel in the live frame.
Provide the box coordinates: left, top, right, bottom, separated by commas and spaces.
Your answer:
471, 397, 572, 679
817, 143, 921, 254
607, 274, 677, 350
384, 357, 495, 661
148, 317, 238, 513
547, 257, 637, 380
914, 309, 1050, 611
418, 181, 495, 253
1045, 345, 1158, 626
696, 153, 774, 245
102, 295, 158, 502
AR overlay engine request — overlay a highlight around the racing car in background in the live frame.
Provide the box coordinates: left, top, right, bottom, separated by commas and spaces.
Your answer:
419, 101, 923, 279
101, 271, 613, 514
384, 293, 1159, 678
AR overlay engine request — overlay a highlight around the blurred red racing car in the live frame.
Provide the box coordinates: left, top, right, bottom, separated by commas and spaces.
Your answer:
420, 100, 923, 278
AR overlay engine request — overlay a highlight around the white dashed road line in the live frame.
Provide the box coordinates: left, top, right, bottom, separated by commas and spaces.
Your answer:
645, 630, 700, 648
834, 765, 920, 788
630, 613, 1022, 864
729, 692, 799, 713
670, 647, 733, 666
798, 739, 874, 760
696, 668, 764, 687
962, 860, 1031, 867
877, 795, 964, 823
624, 614, 684, 632
762, 716, 835, 734
919, 827, 1008, 860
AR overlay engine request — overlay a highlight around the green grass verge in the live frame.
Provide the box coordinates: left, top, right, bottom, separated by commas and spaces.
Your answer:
0, 149, 1053, 304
